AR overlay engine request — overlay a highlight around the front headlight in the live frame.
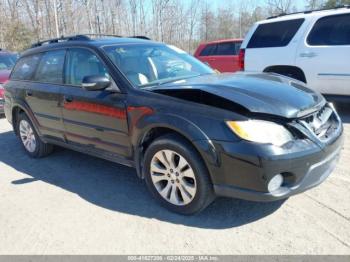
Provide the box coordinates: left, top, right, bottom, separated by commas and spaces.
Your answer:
226, 120, 294, 146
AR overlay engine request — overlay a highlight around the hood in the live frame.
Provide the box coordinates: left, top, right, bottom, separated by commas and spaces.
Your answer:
0, 70, 10, 84
154, 72, 325, 119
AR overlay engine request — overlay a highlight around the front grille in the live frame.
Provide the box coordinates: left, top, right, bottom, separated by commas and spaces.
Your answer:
299, 104, 339, 142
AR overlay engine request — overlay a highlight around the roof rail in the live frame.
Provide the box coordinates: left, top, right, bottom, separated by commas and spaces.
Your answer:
31, 35, 90, 48
82, 34, 151, 40
31, 34, 151, 48
131, 36, 151, 40
267, 4, 349, 19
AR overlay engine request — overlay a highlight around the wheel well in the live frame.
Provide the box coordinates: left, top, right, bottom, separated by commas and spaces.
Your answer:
140, 127, 192, 156
12, 106, 24, 135
137, 127, 207, 179
264, 65, 307, 83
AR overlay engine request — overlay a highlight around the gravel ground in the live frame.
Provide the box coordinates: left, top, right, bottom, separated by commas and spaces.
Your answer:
0, 103, 349, 255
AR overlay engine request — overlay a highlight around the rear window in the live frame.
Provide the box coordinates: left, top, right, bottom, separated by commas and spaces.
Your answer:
11, 54, 42, 81
307, 14, 350, 46
247, 19, 305, 48
199, 42, 241, 56
199, 44, 216, 56
216, 42, 241, 55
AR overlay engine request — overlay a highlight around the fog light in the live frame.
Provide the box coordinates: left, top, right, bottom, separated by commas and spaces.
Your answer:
268, 174, 283, 193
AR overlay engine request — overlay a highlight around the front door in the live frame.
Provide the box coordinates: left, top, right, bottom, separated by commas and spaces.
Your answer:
61, 47, 131, 159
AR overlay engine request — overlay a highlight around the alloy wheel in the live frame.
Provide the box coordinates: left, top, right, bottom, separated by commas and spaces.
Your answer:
150, 149, 197, 206
19, 119, 37, 153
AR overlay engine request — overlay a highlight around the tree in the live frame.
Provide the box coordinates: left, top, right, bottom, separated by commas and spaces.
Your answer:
266, 0, 293, 15
323, 0, 350, 8
4, 22, 35, 51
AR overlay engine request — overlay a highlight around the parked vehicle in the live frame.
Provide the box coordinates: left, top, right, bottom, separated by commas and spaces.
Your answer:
194, 39, 242, 73
240, 6, 350, 97
4, 35, 343, 214
0, 50, 18, 115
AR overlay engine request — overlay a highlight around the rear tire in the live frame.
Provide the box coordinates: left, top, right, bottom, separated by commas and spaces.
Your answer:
16, 113, 53, 158
143, 134, 215, 215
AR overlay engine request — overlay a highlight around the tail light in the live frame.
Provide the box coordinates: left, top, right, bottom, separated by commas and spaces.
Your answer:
0, 80, 7, 99
0, 86, 4, 99
238, 49, 245, 71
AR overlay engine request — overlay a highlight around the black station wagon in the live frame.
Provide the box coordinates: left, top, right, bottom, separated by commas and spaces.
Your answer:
4, 35, 343, 214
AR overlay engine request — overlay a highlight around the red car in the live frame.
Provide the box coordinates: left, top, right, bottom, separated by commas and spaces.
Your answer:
194, 39, 243, 73
0, 50, 18, 114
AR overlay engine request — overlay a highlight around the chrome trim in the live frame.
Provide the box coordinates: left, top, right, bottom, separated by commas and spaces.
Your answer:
318, 73, 350, 77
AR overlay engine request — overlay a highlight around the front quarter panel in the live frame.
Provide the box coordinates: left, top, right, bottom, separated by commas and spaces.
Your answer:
127, 90, 245, 178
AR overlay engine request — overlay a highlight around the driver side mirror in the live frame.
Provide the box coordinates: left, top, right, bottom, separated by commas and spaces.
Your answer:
82, 75, 111, 91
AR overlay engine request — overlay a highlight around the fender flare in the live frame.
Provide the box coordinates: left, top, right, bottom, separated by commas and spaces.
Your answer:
11, 99, 43, 138
131, 113, 219, 178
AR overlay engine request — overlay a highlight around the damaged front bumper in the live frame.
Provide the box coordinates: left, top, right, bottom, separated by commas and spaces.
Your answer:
197, 103, 344, 202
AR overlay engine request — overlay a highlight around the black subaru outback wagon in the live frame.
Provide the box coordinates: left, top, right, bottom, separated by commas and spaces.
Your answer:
4, 35, 343, 214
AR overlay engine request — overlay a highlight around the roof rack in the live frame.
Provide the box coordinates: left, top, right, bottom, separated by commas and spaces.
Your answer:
267, 4, 349, 19
31, 35, 90, 48
31, 34, 151, 48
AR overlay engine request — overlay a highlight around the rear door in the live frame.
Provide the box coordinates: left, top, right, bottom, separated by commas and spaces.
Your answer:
194, 43, 217, 68
209, 42, 242, 72
10, 50, 66, 141
244, 19, 305, 72
296, 13, 350, 95
61, 47, 131, 159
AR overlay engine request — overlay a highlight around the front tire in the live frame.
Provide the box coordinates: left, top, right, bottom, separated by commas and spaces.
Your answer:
16, 113, 53, 158
143, 134, 215, 215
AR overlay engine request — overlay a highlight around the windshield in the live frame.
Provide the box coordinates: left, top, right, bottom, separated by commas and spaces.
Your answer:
0, 53, 18, 70
103, 44, 214, 88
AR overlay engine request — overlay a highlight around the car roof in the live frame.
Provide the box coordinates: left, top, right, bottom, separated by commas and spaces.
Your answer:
200, 38, 243, 46
0, 50, 17, 55
258, 6, 350, 24
21, 36, 161, 57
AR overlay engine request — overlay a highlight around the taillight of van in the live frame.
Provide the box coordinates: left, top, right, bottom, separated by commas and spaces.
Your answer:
238, 49, 245, 71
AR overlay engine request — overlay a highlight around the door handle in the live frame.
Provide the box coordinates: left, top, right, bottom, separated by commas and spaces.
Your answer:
26, 91, 33, 96
64, 96, 73, 103
299, 52, 317, 58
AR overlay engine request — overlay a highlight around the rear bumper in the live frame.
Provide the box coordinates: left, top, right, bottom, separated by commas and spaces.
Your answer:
197, 126, 343, 202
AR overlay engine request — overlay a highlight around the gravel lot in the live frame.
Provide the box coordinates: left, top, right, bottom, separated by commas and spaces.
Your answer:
0, 103, 349, 255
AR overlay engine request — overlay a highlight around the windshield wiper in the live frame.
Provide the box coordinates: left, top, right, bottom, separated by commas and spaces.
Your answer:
140, 73, 211, 89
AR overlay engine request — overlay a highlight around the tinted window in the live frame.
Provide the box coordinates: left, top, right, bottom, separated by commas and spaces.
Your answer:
11, 54, 41, 81
34, 50, 65, 84
65, 48, 109, 86
199, 44, 216, 56
307, 14, 350, 46
215, 42, 241, 55
0, 54, 18, 70
247, 19, 304, 48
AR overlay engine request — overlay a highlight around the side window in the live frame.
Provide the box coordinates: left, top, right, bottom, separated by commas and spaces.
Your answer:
11, 54, 42, 81
65, 48, 110, 86
247, 19, 305, 48
307, 14, 350, 46
216, 42, 241, 55
34, 50, 65, 84
199, 44, 217, 56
